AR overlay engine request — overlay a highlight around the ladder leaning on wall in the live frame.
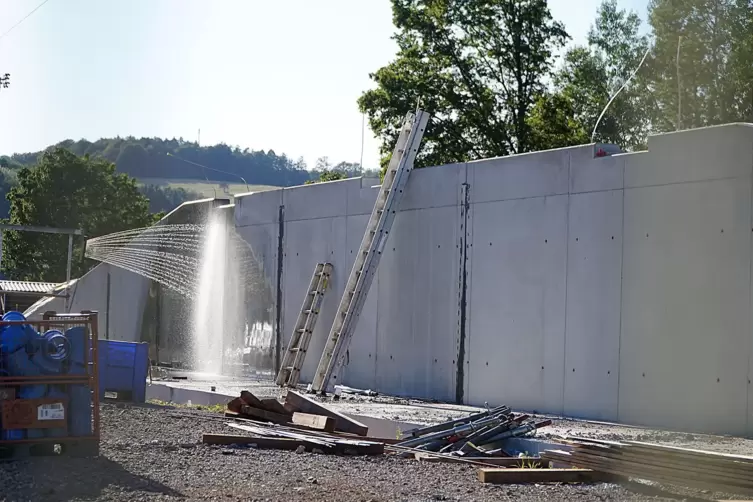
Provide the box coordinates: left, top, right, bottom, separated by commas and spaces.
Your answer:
306, 109, 430, 394
276, 262, 333, 387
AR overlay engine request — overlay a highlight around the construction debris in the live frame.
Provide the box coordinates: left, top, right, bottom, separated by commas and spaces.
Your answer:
542, 438, 753, 496
209, 392, 753, 495
394, 404, 551, 456
284, 390, 368, 436
334, 385, 378, 397
225, 390, 356, 429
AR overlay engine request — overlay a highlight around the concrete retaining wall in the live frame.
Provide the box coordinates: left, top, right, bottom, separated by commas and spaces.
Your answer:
25, 263, 150, 342
235, 123, 753, 436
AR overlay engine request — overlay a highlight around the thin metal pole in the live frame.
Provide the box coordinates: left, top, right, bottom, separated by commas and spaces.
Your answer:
360, 113, 365, 169
677, 35, 682, 131
0, 229, 4, 275
65, 234, 73, 311
105, 271, 111, 340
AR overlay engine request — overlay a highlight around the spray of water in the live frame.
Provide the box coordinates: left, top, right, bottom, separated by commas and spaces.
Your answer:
192, 211, 228, 373
86, 216, 275, 374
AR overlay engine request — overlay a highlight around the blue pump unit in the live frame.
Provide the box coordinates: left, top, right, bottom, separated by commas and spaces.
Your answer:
0, 312, 93, 441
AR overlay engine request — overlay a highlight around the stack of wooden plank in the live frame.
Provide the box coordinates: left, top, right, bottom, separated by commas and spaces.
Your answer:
225, 389, 368, 436
542, 438, 753, 496
204, 389, 383, 455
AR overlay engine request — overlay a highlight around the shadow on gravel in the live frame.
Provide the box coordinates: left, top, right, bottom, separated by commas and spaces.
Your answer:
0, 455, 183, 501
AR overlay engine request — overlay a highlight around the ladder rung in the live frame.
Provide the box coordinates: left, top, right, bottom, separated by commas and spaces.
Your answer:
290, 348, 303, 353
304, 309, 318, 315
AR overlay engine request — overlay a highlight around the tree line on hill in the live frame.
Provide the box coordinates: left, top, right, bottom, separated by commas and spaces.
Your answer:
0, 137, 373, 218
4, 136, 369, 187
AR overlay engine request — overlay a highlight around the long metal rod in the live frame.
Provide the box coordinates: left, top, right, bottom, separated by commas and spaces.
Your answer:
403, 405, 510, 438
396, 412, 509, 449
0, 223, 83, 235
65, 233, 73, 311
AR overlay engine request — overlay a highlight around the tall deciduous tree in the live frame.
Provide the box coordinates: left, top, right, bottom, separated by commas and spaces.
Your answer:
647, 0, 752, 130
359, 0, 568, 172
3, 148, 153, 282
533, 0, 650, 150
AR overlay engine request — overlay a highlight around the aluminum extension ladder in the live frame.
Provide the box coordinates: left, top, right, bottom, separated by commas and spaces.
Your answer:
308, 109, 429, 394
276, 262, 333, 387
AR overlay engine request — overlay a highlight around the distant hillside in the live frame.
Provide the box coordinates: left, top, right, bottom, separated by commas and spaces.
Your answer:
5, 137, 315, 186
0, 137, 372, 218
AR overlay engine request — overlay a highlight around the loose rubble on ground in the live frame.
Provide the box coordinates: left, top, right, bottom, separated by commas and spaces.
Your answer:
2, 389, 753, 501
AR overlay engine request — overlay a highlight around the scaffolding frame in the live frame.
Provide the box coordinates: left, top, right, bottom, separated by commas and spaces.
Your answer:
0, 224, 85, 311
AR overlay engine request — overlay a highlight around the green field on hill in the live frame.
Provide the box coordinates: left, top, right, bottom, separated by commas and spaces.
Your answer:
138, 178, 280, 198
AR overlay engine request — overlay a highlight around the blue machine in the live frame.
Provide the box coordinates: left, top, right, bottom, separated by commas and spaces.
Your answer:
0, 312, 93, 440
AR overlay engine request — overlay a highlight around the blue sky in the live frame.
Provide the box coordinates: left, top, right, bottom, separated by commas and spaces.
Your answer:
0, 0, 648, 172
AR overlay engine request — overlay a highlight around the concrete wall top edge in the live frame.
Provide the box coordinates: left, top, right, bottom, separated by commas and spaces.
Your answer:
629, 123, 753, 188
235, 189, 283, 227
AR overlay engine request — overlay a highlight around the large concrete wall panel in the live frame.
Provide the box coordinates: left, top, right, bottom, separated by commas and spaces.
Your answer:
376, 206, 460, 400
470, 148, 569, 203
563, 190, 623, 421
569, 147, 625, 194
467, 195, 568, 414
619, 177, 751, 435
235, 189, 282, 225
626, 124, 753, 188
282, 216, 347, 382
337, 214, 378, 390
283, 180, 351, 221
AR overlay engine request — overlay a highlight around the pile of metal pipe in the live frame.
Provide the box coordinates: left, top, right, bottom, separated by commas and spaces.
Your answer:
396, 405, 551, 455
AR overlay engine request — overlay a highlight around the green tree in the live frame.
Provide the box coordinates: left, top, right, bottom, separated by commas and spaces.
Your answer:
537, 0, 649, 150
527, 93, 589, 151
647, 0, 752, 130
305, 169, 348, 184
359, 0, 568, 173
3, 148, 154, 282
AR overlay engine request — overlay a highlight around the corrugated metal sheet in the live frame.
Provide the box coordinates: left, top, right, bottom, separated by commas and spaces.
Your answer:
0, 281, 61, 294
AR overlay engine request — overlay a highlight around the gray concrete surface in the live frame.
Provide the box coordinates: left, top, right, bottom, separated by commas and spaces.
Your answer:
235, 123, 753, 436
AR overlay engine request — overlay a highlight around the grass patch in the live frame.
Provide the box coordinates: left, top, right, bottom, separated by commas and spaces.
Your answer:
138, 177, 280, 197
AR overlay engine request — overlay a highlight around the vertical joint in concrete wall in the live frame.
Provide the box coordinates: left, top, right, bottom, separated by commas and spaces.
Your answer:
456, 182, 471, 404
274, 204, 285, 374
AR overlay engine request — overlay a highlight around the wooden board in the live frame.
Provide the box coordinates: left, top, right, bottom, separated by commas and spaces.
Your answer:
285, 391, 368, 436
542, 449, 753, 496
260, 398, 289, 415
573, 443, 753, 478
624, 441, 753, 464
238, 405, 291, 425
293, 412, 336, 433
414, 452, 541, 467
240, 390, 266, 410
478, 468, 606, 484
202, 433, 384, 455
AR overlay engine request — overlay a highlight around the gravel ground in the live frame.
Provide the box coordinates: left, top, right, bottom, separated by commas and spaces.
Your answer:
0, 403, 748, 502
153, 374, 753, 457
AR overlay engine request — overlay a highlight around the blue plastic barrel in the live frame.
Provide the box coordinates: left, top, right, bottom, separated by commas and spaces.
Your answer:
0, 368, 23, 441
98, 340, 149, 403
64, 327, 92, 437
